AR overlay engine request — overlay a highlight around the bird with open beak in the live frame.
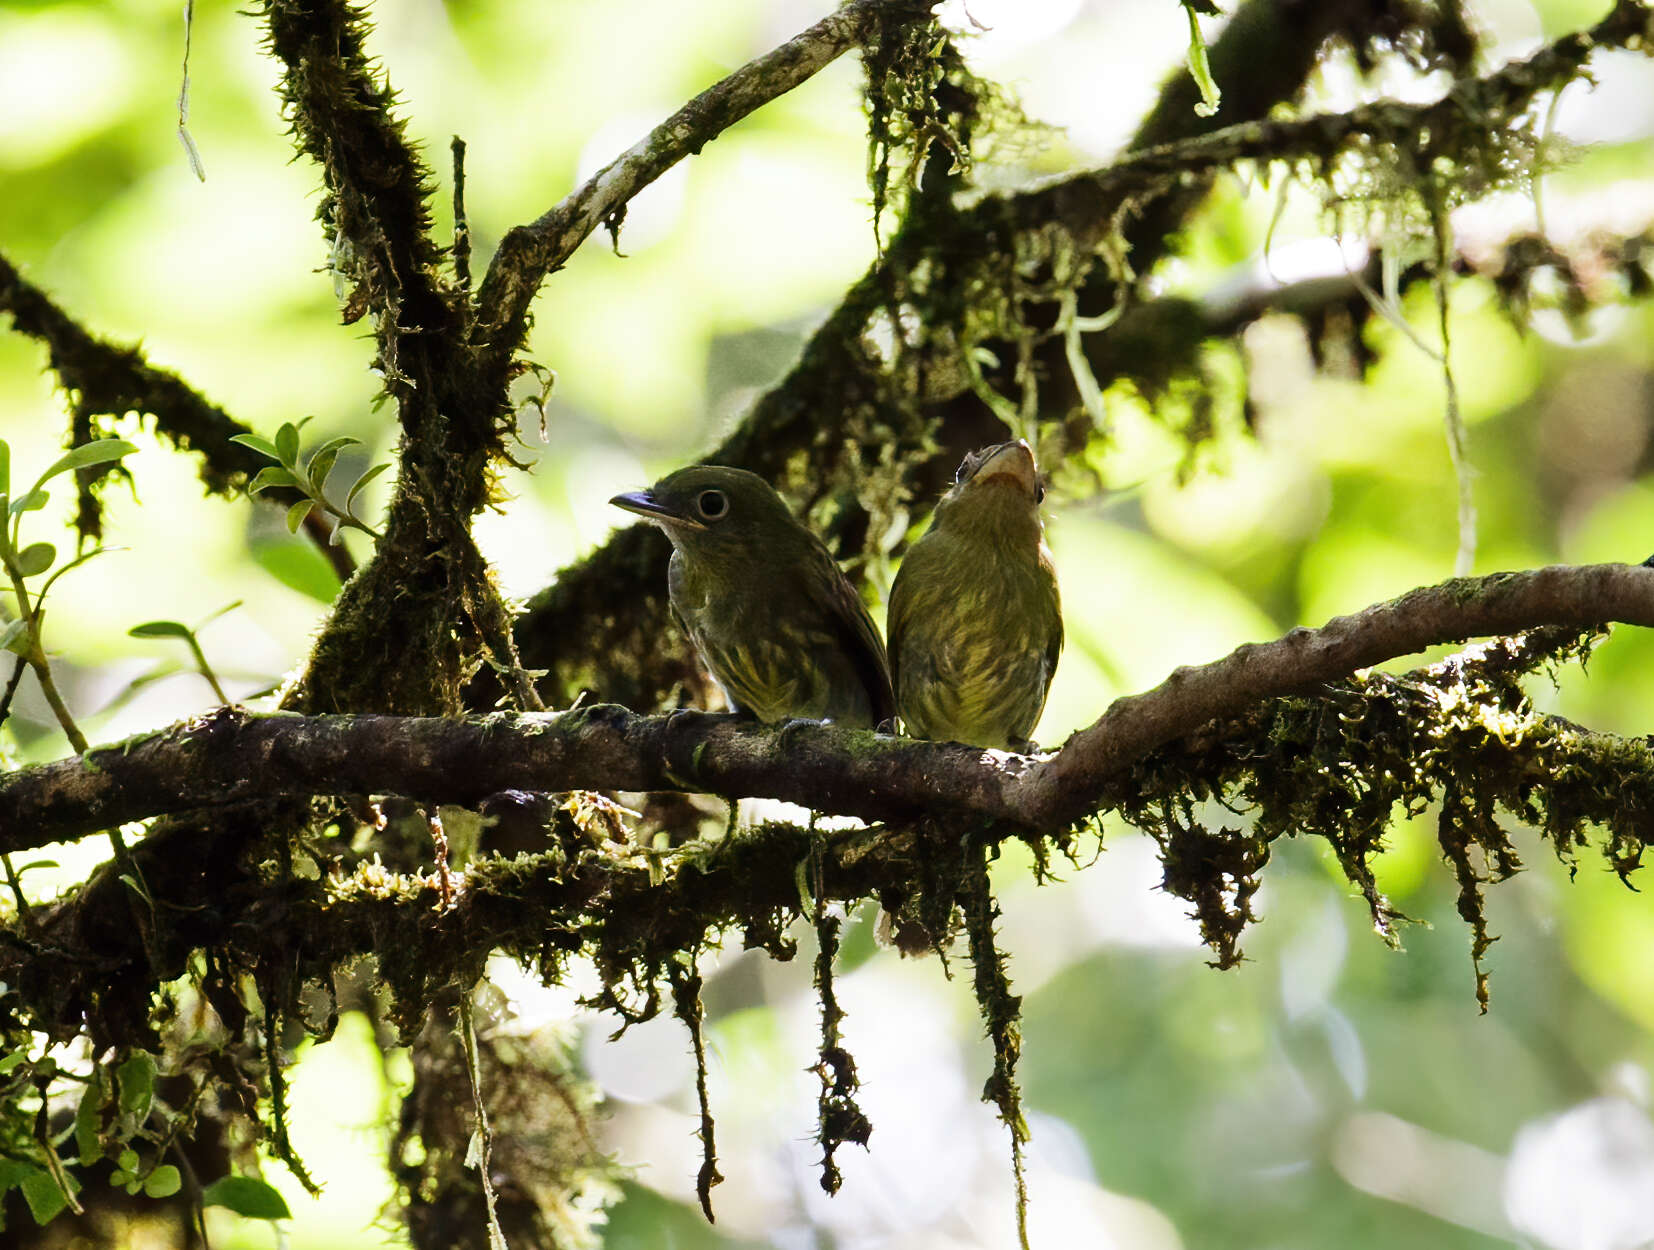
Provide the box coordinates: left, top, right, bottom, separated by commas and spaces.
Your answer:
611, 465, 895, 729
887, 440, 1062, 750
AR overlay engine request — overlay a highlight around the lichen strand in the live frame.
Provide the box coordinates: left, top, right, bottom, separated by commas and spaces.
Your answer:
962, 845, 1030, 1250
669, 958, 724, 1222
1110, 628, 1649, 998
812, 898, 870, 1195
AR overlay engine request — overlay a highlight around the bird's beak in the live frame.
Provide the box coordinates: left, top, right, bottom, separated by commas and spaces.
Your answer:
610, 490, 707, 531
971, 440, 1038, 492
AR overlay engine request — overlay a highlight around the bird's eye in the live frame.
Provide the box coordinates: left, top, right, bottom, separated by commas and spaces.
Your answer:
696, 489, 729, 520
1035, 482, 1046, 504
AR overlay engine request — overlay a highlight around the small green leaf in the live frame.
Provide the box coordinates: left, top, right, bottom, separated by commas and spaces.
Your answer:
0, 1049, 26, 1075
129, 620, 194, 640
34, 439, 139, 490
117, 1148, 139, 1172
143, 1165, 181, 1198
116, 1052, 156, 1119
0, 620, 29, 655
345, 461, 391, 511
248, 465, 299, 495
286, 499, 315, 534
9, 488, 48, 516
305, 435, 360, 487
14, 542, 55, 577
250, 533, 340, 603
228, 433, 279, 460
74, 1078, 103, 1164
202, 1174, 292, 1220
0, 1156, 34, 1192
20, 1166, 76, 1225
307, 450, 342, 494
274, 422, 300, 466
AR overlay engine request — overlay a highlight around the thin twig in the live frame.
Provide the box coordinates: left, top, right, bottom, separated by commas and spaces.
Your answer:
474, 0, 936, 361
451, 136, 472, 291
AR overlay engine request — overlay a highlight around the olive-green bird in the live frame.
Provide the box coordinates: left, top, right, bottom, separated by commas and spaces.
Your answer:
611, 465, 895, 729
888, 440, 1062, 750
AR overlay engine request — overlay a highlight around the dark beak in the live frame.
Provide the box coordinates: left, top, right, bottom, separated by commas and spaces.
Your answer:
610, 490, 706, 531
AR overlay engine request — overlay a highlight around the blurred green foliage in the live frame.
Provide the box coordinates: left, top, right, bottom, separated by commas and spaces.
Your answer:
4, 0, 1654, 1247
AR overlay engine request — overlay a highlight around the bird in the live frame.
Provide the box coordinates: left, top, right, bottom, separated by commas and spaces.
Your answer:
887, 439, 1062, 751
611, 465, 895, 729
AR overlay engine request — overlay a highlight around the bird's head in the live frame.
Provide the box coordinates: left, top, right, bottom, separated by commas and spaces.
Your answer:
611, 464, 802, 562
933, 440, 1047, 534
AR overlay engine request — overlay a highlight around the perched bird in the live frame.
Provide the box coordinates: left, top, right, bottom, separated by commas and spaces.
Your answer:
887, 440, 1062, 750
611, 465, 895, 729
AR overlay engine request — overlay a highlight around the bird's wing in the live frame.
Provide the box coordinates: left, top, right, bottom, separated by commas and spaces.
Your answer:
1039, 543, 1063, 679
814, 543, 896, 728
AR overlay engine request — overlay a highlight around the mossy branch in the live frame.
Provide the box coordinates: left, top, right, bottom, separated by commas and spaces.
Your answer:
258, 0, 452, 346
0, 251, 353, 578
7, 563, 1654, 848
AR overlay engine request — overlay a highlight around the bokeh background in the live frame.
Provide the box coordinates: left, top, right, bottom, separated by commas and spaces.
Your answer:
4, 0, 1654, 1245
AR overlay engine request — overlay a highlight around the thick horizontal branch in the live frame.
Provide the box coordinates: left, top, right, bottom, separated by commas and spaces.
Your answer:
9, 564, 1653, 849
473, 0, 936, 368
1028, 563, 1654, 823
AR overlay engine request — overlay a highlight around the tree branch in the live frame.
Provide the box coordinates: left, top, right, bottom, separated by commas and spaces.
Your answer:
0, 250, 355, 581
473, 0, 938, 371
498, 0, 1538, 712
10, 564, 1653, 848
258, 0, 458, 383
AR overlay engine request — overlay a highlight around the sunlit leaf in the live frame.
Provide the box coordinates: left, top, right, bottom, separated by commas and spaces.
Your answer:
202, 1174, 292, 1220
20, 1166, 76, 1225
275, 421, 300, 466
306, 436, 359, 494
73, 1077, 103, 1165
128, 620, 193, 640
8, 488, 48, 516
116, 1051, 155, 1119
286, 499, 315, 533
248, 465, 299, 495
346, 461, 391, 511
14, 542, 55, 577
143, 1165, 181, 1198
228, 433, 279, 460
33, 439, 138, 490
250, 534, 340, 603
0, 620, 29, 654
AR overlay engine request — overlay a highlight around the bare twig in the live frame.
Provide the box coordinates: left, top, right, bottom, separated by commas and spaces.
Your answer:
473, 0, 936, 366
451, 136, 472, 291
7, 564, 1652, 848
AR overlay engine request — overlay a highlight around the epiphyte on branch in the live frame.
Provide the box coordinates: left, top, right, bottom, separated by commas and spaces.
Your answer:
611, 465, 895, 728
888, 440, 1062, 750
